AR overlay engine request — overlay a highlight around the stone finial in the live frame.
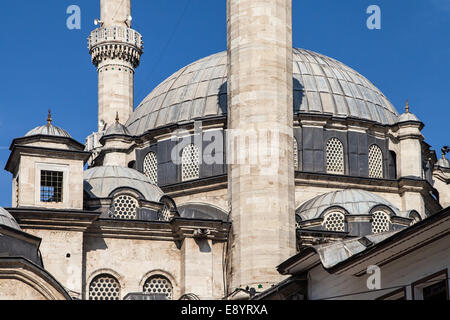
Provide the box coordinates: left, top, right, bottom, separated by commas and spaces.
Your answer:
47, 109, 52, 125
442, 146, 449, 159
115, 112, 120, 124
405, 100, 410, 113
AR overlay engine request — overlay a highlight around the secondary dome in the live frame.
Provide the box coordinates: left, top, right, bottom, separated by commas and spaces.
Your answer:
296, 189, 400, 221
127, 48, 399, 136
0, 207, 21, 231
25, 124, 71, 138
84, 166, 164, 202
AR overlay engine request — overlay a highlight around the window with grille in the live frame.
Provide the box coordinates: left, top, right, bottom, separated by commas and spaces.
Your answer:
112, 195, 138, 220
326, 138, 344, 175
89, 274, 120, 300
182, 144, 200, 182
369, 145, 384, 178
159, 205, 171, 221
293, 137, 299, 171
371, 211, 390, 234
143, 152, 158, 185
143, 275, 173, 300
40, 170, 63, 203
322, 212, 345, 232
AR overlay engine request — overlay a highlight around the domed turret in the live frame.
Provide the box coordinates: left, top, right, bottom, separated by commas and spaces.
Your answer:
25, 110, 71, 138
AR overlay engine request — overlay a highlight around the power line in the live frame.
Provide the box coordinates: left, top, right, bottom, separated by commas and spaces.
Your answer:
135, 0, 193, 102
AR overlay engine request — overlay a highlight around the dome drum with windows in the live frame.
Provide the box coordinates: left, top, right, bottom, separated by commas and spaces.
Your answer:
295, 189, 420, 240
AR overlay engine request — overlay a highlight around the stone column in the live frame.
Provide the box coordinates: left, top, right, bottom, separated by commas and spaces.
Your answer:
89, 0, 143, 131
227, 0, 296, 294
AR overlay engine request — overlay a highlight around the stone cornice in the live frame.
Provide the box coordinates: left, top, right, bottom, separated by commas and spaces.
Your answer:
5, 145, 91, 173
6, 207, 100, 232
85, 217, 231, 242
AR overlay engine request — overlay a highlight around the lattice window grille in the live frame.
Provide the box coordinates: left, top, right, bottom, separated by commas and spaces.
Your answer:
143, 276, 173, 300
112, 195, 138, 220
293, 138, 299, 171
159, 205, 171, 222
368, 145, 383, 178
371, 211, 390, 234
323, 212, 345, 232
326, 138, 344, 174
89, 274, 120, 300
143, 152, 158, 185
182, 144, 200, 182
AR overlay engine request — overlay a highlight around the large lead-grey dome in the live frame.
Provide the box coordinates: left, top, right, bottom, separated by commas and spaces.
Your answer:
296, 189, 400, 221
84, 166, 164, 202
127, 48, 399, 136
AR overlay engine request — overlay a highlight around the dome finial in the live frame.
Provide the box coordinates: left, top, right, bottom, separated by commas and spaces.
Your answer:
47, 109, 52, 125
405, 100, 410, 113
442, 146, 449, 160
115, 112, 120, 124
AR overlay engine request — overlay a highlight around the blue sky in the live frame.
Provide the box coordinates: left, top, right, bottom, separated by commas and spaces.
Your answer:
0, 0, 449, 207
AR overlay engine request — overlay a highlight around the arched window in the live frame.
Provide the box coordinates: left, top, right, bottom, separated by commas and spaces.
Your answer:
89, 274, 120, 300
112, 195, 138, 220
326, 138, 344, 175
143, 152, 158, 185
182, 144, 200, 182
159, 204, 171, 222
322, 212, 345, 232
371, 211, 390, 234
293, 137, 299, 171
143, 275, 173, 300
368, 145, 383, 178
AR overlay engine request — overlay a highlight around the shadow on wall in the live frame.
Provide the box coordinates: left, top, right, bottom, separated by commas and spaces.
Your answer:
216, 79, 304, 115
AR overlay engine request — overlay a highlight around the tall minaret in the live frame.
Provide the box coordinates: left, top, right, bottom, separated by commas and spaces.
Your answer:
227, 0, 296, 294
88, 0, 143, 131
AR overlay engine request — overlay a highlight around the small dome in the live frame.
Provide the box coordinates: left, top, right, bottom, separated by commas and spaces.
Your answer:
398, 112, 420, 123
296, 189, 400, 220
0, 207, 21, 231
127, 49, 399, 136
104, 122, 131, 137
25, 124, 71, 138
436, 158, 450, 169
84, 166, 164, 202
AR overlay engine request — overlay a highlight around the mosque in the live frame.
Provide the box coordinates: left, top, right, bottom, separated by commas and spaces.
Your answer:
0, 0, 449, 300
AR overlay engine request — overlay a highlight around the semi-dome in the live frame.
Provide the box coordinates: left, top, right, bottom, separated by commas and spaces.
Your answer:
296, 189, 400, 221
0, 207, 21, 231
127, 48, 399, 136
84, 166, 164, 202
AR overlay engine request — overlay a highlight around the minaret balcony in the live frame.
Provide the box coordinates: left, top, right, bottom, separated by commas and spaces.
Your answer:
88, 26, 143, 53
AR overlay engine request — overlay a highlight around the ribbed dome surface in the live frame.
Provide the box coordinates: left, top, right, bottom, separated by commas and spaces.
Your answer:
25, 124, 71, 138
0, 207, 21, 231
84, 166, 164, 202
104, 122, 131, 136
296, 189, 400, 220
127, 48, 399, 136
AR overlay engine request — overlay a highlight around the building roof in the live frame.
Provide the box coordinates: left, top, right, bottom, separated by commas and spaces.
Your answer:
126, 48, 399, 136
436, 157, 450, 169
25, 124, 71, 138
84, 166, 165, 202
398, 111, 420, 123
0, 207, 21, 231
296, 189, 400, 220
278, 206, 450, 277
104, 122, 131, 137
